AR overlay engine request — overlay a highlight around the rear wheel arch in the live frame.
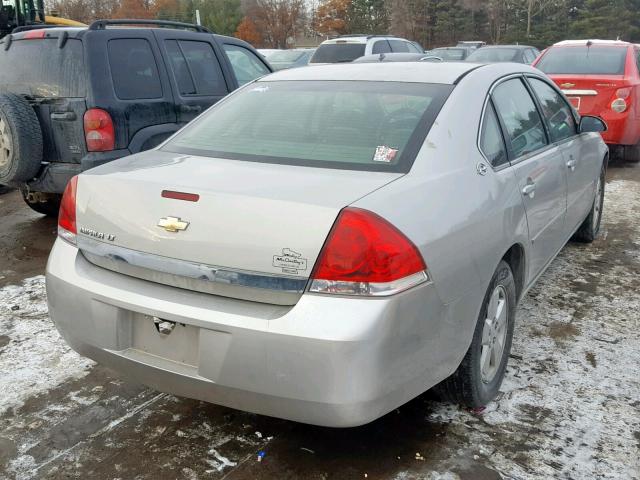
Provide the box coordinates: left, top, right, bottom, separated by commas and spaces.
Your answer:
502, 243, 526, 301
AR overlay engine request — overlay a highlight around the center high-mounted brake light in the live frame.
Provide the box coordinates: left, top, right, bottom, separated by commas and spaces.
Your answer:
58, 176, 78, 245
84, 109, 115, 152
309, 207, 429, 296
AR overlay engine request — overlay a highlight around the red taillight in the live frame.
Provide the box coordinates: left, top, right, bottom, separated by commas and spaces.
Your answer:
161, 190, 200, 202
310, 207, 428, 296
24, 30, 46, 39
58, 176, 78, 244
615, 87, 632, 99
84, 109, 115, 152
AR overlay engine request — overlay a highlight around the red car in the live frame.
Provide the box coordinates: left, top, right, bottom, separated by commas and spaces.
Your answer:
534, 40, 640, 161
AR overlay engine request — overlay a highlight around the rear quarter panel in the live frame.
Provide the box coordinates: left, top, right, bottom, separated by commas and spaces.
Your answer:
353, 65, 530, 370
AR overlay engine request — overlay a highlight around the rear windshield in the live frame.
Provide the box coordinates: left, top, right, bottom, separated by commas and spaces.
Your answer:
0, 38, 85, 97
537, 46, 628, 75
268, 50, 306, 63
163, 81, 452, 173
433, 48, 467, 61
310, 44, 366, 63
466, 48, 519, 62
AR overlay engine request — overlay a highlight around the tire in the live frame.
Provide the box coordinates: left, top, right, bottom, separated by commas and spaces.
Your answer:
0, 93, 43, 185
572, 166, 605, 243
20, 190, 61, 217
436, 260, 517, 408
623, 144, 640, 163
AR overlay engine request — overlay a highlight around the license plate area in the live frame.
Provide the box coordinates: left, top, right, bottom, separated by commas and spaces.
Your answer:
132, 314, 199, 367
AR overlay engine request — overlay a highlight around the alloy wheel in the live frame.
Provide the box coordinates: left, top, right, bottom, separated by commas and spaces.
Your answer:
592, 176, 603, 232
480, 285, 509, 383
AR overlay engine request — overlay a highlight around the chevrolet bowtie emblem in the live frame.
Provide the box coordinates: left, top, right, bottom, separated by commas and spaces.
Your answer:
158, 216, 189, 233
561, 82, 575, 89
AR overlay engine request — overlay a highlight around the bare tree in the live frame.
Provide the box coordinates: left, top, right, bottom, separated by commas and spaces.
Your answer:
251, 0, 305, 48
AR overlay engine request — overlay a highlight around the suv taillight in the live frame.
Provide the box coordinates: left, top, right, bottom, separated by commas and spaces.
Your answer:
58, 176, 78, 245
84, 109, 115, 152
309, 207, 429, 296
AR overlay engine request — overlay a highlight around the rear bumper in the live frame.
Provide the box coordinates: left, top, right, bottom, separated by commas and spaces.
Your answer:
592, 111, 640, 146
27, 150, 131, 193
46, 239, 461, 427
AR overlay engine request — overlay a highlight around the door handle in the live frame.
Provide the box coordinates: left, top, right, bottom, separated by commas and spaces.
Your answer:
50, 111, 77, 121
179, 105, 202, 114
566, 159, 577, 171
522, 182, 536, 198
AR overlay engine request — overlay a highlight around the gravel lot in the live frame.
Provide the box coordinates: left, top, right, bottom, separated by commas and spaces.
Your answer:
1, 163, 639, 480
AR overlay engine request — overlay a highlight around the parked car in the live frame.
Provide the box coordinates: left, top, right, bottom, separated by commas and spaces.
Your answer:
534, 39, 640, 161
0, 19, 272, 215
267, 48, 316, 70
428, 46, 473, 61
353, 52, 442, 63
466, 45, 540, 64
47, 62, 608, 428
309, 35, 422, 64
257, 48, 281, 59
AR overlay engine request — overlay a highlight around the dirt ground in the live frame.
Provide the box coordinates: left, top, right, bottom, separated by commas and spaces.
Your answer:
0, 162, 639, 480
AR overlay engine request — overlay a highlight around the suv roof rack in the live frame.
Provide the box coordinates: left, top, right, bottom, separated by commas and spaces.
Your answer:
12, 24, 71, 33
88, 19, 211, 33
337, 34, 397, 39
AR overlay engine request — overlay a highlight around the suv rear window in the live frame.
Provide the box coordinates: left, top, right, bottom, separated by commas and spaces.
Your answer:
310, 44, 366, 63
537, 46, 628, 75
165, 40, 226, 96
163, 80, 452, 173
0, 38, 85, 97
108, 39, 162, 100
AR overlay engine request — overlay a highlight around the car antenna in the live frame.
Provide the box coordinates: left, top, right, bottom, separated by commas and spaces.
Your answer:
586, 39, 592, 58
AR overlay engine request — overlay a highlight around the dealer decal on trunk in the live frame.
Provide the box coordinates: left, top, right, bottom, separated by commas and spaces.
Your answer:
273, 248, 307, 274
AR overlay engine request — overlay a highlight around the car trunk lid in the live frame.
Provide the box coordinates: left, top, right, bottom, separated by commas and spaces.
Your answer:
76, 152, 403, 305
549, 74, 625, 115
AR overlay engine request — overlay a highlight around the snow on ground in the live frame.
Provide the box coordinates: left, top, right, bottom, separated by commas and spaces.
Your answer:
0, 276, 94, 416
1, 176, 639, 480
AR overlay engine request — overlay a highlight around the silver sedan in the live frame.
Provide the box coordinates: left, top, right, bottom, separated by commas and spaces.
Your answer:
46, 62, 608, 427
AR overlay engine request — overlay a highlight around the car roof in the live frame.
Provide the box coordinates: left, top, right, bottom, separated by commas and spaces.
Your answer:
353, 53, 433, 63
477, 45, 535, 50
320, 36, 402, 45
552, 39, 631, 47
262, 61, 490, 84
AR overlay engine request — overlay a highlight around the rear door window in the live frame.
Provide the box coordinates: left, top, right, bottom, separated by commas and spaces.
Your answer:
480, 103, 508, 167
223, 44, 270, 86
528, 78, 577, 142
537, 46, 628, 75
0, 38, 85, 97
108, 39, 162, 100
165, 40, 226, 96
389, 40, 410, 53
372, 40, 391, 54
492, 78, 548, 159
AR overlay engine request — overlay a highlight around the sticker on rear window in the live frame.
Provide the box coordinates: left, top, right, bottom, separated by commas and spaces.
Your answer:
251, 86, 270, 93
373, 146, 399, 163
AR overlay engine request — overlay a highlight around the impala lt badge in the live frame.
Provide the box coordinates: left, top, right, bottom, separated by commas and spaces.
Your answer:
158, 216, 189, 233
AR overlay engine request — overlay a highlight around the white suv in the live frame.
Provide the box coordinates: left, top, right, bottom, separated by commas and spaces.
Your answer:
309, 35, 421, 64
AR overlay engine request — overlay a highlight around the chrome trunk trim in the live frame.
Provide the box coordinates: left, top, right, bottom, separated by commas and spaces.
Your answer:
562, 89, 598, 96
78, 237, 307, 306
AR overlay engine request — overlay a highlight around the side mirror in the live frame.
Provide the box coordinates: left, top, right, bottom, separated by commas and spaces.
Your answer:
579, 115, 607, 133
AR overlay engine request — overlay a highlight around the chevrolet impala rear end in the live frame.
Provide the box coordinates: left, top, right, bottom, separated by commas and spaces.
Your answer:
46, 63, 605, 427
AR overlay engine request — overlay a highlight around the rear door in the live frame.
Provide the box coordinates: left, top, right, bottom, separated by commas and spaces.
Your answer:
492, 77, 568, 282
154, 30, 231, 124
92, 30, 176, 151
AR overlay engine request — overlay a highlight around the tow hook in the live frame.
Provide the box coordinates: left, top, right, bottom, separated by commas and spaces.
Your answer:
153, 317, 176, 335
